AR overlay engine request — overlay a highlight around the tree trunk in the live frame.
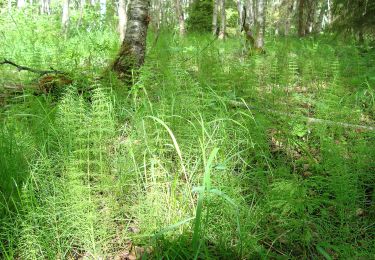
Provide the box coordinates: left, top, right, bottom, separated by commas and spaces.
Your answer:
112, 0, 150, 82
298, 0, 305, 37
78, 0, 85, 26
62, 0, 70, 34
236, 0, 243, 32
100, 0, 106, 21
118, 0, 128, 42
314, 1, 326, 33
8, 0, 12, 13
285, 0, 296, 36
304, 0, 315, 35
213, 0, 219, 35
218, 0, 226, 39
175, 0, 185, 36
245, 0, 254, 28
255, 0, 266, 50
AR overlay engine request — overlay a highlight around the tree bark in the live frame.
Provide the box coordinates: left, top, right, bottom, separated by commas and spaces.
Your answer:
175, 0, 185, 36
236, 0, 243, 32
62, 0, 70, 34
213, 0, 219, 35
112, 0, 150, 82
118, 0, 128, 42
255, 0, 266, 50
218, 0, 226, 39
8, 0, 12, 13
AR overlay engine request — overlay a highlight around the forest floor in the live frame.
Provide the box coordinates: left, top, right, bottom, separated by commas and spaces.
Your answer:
1, 14, 375, 260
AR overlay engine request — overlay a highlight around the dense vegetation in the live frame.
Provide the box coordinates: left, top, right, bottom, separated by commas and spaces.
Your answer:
1, 2, 375, 259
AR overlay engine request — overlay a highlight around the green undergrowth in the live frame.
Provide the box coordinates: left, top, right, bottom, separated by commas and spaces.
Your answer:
0, 14, 374, 259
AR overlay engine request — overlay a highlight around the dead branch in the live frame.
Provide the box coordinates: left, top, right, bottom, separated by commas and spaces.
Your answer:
229, 100, 375, 131
0, 59, 66, 75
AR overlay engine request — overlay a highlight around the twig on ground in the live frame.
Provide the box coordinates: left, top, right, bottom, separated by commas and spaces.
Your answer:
1, 59, 66, 75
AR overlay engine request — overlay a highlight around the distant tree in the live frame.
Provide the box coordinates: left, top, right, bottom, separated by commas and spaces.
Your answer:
254, 0, 266, 50
212, 0, 219, 34
332, 0, 375, 42
186, 0, 213, 32
218, 0, 226, 39
8, 0, 12, 12
298, 0, 305, 36
62, 0, 70, 34
175, 0, 185, 36
40, 0, 51, 14
112, 0, 150, 82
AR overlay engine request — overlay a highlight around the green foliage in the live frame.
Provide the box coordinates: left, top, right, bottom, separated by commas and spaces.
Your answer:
333, 0, 375, 37
0, 8, 375, 260
186, 0, 213, 32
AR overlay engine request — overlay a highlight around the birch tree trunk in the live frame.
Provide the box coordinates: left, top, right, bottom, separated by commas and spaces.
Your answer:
213, 0, 219, 35
100, 0, 106, 21
236, 0, 243, 32
175, 0, 185, 36
62, 0, 70, 34
118, 0, 128, 42
8, 0, 12, 13
255, 0, 266, 50
113, 0, 150, 82
218, 0, 226, 40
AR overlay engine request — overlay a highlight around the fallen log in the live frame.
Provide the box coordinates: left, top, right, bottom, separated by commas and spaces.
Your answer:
1, 59, 65, 75
228, 100, 375, 131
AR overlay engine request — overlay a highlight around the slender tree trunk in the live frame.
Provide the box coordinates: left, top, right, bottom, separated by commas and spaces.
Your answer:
314, 1, 326, 33
304, 0, 315, 34
112, 0, 150, 82
78, 0, 85, 26
285, 0, 296, 36
118, 0, 128, 42
100, 0, 106, 21
255, 0, 266, 50
175, 0, 185, 36
213, 0, 219, 35
8, 0, 12, 13
298, 0, 305, 37
237, 0, 243, 32
62, 0, 70, 34
218, 0, 226, 39
241, 1, 256, 52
